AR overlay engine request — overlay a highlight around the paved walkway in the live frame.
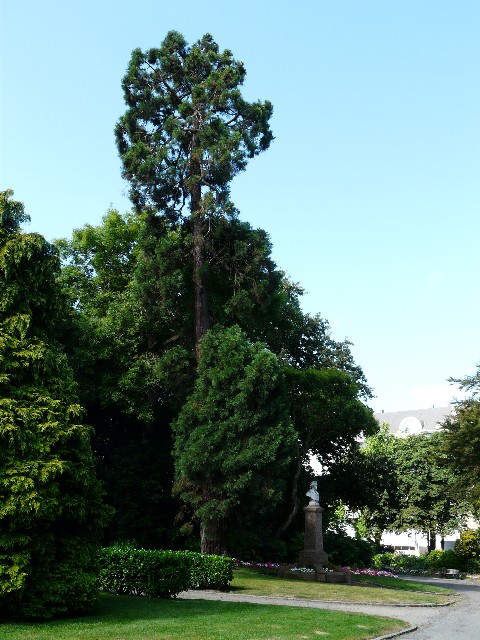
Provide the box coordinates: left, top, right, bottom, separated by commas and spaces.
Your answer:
178, 576, 480, 639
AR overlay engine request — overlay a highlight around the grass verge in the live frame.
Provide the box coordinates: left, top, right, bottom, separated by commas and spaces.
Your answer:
1, 592, 408, 640
351, 575, 455, 594
231, 568, 452, 604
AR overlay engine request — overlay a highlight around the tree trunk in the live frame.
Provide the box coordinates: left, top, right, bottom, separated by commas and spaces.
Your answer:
427, 528, 436, 553
192, 213, 210, 362
276, 451, 303, 538
201, 518, 226, 555
190, 129, 210, 363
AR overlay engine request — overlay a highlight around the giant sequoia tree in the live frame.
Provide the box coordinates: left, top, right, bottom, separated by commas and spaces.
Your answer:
0, 191, 107, 620
52, 32, 374, 555
115, 30, 273, 359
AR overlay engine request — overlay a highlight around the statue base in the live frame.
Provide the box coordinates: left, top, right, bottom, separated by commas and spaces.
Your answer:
299, 504, 329, 567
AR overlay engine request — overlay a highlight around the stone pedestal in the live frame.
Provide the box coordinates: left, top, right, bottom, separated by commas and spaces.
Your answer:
298, 504, 329, 568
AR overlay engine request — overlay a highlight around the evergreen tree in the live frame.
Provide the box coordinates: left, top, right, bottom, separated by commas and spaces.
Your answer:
0, 191, 107, 620
57, 208, 374, 552
116, 31, 273, 359
172, 325, 295, 554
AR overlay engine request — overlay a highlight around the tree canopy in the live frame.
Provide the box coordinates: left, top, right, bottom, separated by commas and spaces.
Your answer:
173, 325, 295, 554
116, 31, 273, 358
2, 31, 381, 570
0, 191, 107, 620
441, 364, 480, 514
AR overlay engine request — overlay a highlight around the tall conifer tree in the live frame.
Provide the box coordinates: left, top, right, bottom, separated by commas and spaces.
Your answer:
0, 191, 107, 620
115, 31, 273, 359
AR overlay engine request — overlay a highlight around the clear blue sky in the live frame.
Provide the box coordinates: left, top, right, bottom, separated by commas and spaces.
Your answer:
1, 0, 479, 411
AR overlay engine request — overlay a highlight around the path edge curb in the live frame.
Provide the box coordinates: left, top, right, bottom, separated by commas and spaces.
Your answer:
371, 625, 418, 640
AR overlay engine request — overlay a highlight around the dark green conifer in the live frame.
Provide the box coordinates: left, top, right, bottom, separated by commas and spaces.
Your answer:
0, 191, 107, 620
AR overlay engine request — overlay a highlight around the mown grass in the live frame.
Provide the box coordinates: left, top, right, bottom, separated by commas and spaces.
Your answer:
231, 568, 453, 604
1, 592, 407, 640
351, 574, 456, 594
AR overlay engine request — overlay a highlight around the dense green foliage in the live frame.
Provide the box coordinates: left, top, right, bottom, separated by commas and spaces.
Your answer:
0, 191, 107, 620
173, 325, 295, 553
454, 528, 480, 572
182, 550, 235, 589
372, 538, 480, 573
441, 365, 480, 514
56, 197, 373, 556
116, 31, 273, 217
98, 546, 191, 598
98, 545, 234, 596
7, 31, 377, 566
393, 433, 469, 549
116, 30, 274, 359
345, 427, 468, 550
323, 529, 375, 568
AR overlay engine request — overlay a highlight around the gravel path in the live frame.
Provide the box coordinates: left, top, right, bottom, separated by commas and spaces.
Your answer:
178, 576, 480, 639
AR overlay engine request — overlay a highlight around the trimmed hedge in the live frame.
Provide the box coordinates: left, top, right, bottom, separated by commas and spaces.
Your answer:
98, 545, 234, 598
99, 546, 191, 598
183, 551, 235, 590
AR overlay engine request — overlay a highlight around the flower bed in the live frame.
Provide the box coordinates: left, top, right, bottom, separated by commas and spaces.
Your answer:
350, 568, 397, 578
235, 560, 285, 570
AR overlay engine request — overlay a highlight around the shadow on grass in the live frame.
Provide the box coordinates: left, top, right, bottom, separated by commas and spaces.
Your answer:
2, 592, 409, 640
92, 592, 249, 621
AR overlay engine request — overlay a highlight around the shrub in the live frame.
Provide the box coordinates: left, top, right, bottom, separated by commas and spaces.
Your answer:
323, 530, 375, 568
183, 551, 235, 590
395, 554, 425, 571
424, 549, 446, 569
372, 552, 395, 569
0, 194, 109, 621
373, 553, 427, 572
466, 558, 480, 574
424, 549, 464, 570
98, 546, 235, 597
99, 546, 191, 598
455, 529, 480, 562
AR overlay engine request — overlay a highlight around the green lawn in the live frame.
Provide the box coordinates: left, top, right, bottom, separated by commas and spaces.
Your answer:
2, 592, 408, 640
351, 574, 456, 594
231, 568, 453, 604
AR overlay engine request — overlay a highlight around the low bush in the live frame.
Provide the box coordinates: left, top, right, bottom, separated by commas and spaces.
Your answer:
99, 545, 235, 598
373, 549, 468, 573
99, 545, 191, 598
323, 530, 375, 568
425, 549, 463, 570
183, 551, 235, 590
393, 554, 427, 571
455, 529, 480, 564
423, 549, 445, 569
372, 552, 427, 572
372, 552, 396, 569
466, 558, 480, 573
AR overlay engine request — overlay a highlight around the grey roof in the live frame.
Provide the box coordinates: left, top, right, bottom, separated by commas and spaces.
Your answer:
374, 406, 453, 436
